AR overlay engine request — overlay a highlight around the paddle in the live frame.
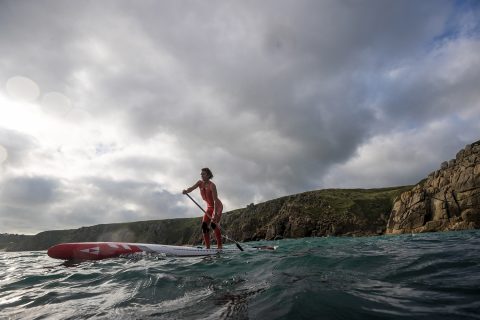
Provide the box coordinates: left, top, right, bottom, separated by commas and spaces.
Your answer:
185, 193, 244, 251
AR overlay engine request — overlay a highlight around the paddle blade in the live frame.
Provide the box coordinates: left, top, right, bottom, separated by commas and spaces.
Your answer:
252, 245, 276, 250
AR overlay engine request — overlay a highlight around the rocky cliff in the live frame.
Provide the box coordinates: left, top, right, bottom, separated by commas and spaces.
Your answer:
7, 187, 409, 251
387, 140, 480, 234
220, 187, 410, 242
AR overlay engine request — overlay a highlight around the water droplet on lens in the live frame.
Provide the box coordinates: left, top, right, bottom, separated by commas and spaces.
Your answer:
5, 76, 40, 102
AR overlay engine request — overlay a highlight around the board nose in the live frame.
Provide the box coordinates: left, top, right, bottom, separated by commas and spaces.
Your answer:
47, 244, 65, 259
47, 243, 78, 260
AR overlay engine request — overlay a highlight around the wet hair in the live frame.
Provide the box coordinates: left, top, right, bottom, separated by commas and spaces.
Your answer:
201, 168, 214, 179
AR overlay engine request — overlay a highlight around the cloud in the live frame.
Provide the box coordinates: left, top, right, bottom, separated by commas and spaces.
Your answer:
0, 175, 63, 233
0, 128, 38, 169
321, 118, 478, 188
0, 0, 479, 234
0, 175, 60, 206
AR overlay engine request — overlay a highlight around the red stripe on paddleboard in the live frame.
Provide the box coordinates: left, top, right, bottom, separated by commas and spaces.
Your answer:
47, 242, 142, 260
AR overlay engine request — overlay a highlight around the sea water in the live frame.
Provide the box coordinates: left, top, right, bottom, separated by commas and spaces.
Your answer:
1, 230, 479, 320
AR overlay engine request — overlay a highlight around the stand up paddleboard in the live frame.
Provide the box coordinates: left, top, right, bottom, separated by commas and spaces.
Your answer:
47, 242, 275, 260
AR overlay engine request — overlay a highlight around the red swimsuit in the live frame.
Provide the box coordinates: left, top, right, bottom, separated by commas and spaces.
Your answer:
199, 181, 223, 222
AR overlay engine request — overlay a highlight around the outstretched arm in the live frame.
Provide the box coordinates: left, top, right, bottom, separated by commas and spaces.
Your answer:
182, 180, 201, 194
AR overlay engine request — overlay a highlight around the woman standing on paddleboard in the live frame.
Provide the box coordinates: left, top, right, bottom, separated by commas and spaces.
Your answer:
183, 168, 223, 249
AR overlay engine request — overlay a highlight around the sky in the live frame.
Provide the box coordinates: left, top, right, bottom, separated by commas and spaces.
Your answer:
0, 0, 479, 235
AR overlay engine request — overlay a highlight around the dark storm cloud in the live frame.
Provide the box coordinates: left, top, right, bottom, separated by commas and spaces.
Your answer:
0, 175, 63, 233
119, 2, 451, 163
101, 0, 456, 197
0, 173, 193, 234
82, 176, 187, 217
0, 175, 60, 206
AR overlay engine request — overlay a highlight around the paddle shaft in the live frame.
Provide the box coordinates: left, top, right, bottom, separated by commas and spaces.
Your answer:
185, 193, 244, 251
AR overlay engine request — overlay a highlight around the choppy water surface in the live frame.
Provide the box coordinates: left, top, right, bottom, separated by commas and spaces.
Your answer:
1, 230, 480, 319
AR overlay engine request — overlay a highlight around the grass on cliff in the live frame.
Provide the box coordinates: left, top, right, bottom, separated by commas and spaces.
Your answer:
240, 186, 412, 218
310, 186, 412, 219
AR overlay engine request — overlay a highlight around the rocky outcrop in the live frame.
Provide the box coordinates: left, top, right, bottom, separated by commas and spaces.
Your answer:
387, 140, 480, 234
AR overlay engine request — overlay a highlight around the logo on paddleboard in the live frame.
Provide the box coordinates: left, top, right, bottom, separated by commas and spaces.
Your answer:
79, 247, 100, 255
